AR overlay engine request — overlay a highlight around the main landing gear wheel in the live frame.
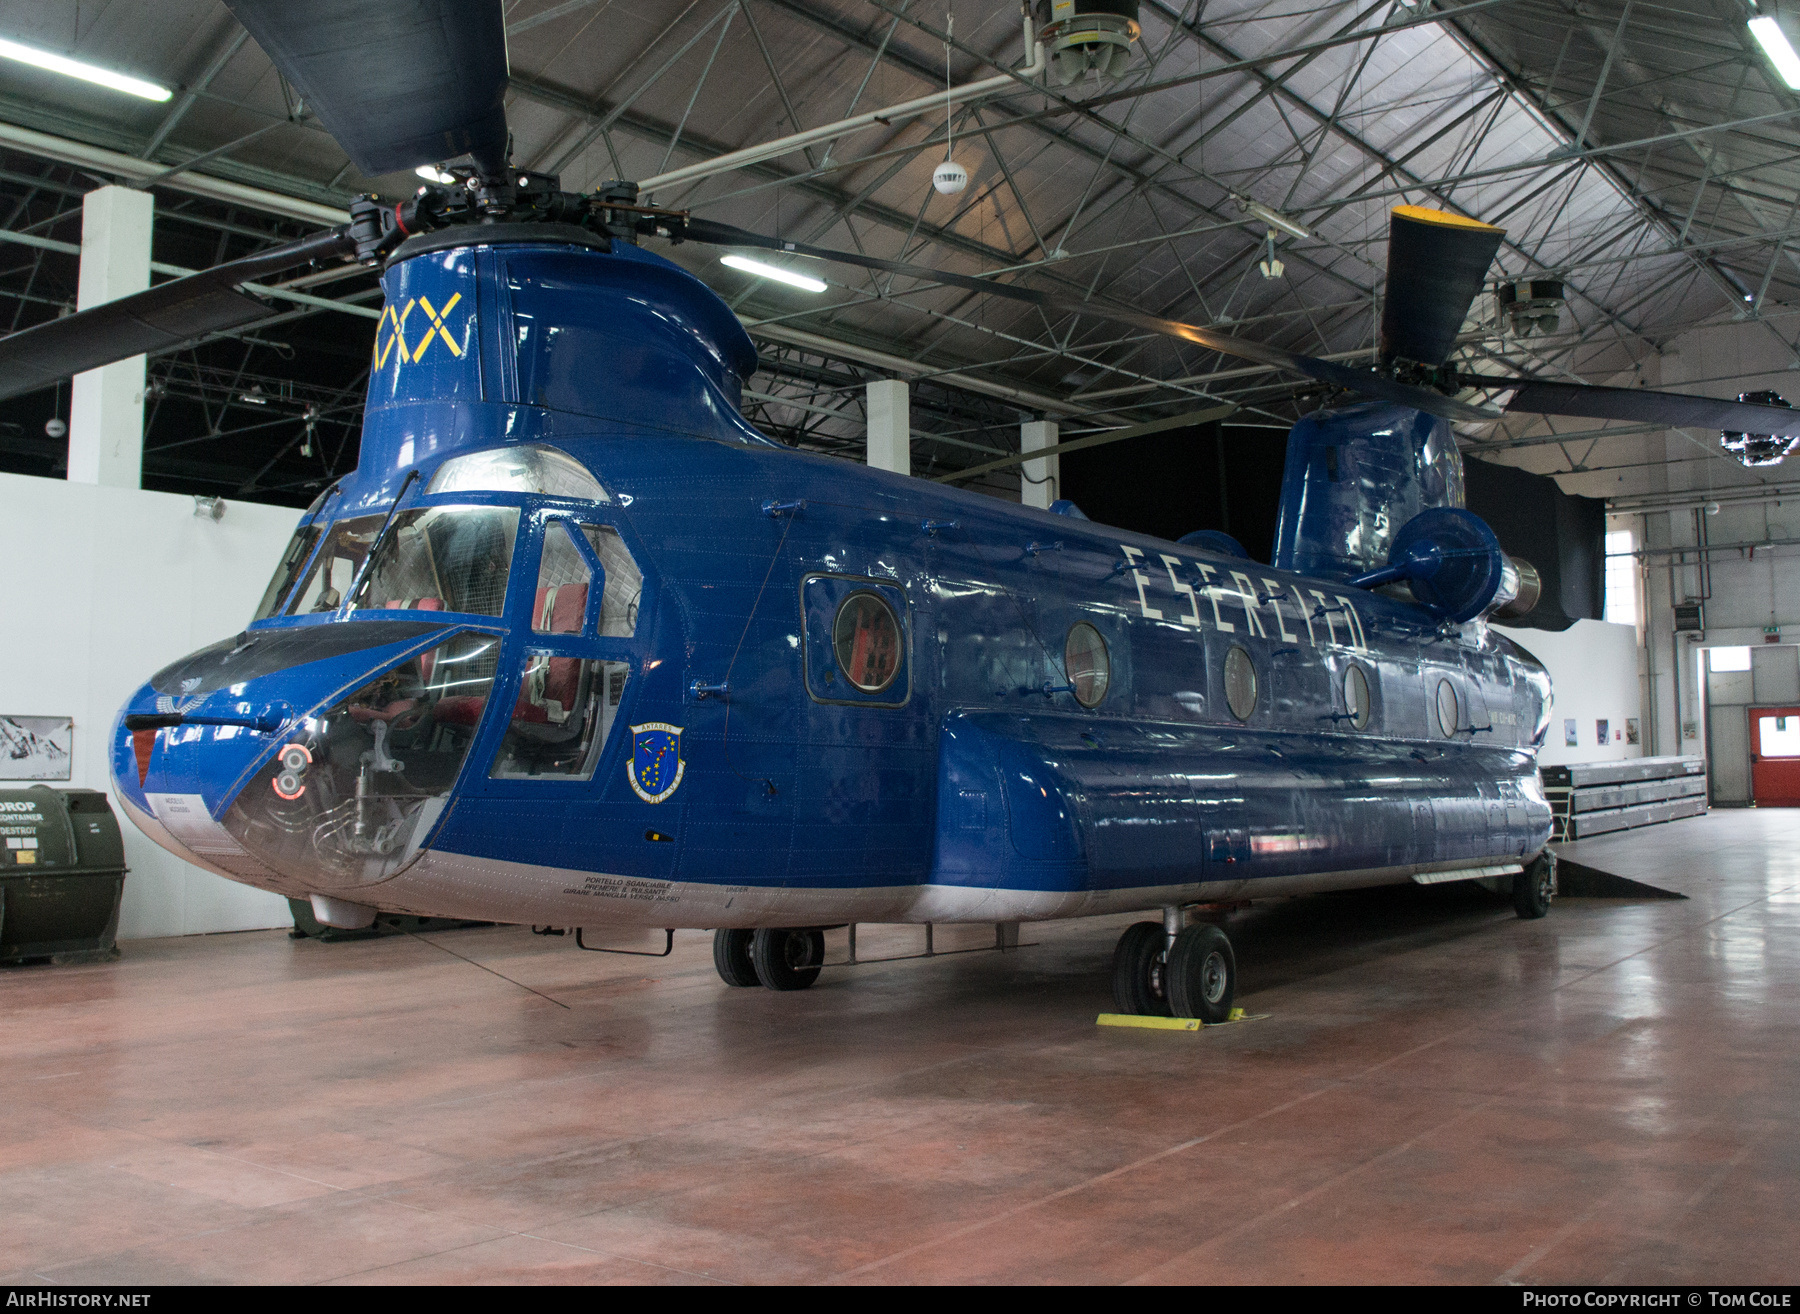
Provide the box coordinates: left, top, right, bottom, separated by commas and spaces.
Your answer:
712, 929, 759, 987
1166, 924, 1236, 1024
1513, 852, 1555, 920
751, 927, 825, 991
1111, 921, 1172, 1016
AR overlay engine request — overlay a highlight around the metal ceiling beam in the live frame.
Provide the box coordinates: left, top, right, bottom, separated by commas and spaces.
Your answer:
0, 121, 347, 227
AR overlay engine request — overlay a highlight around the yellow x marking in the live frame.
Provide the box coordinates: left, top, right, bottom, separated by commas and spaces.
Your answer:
413, 293, 464, 362
372, 293, 467, 371
372, 303, 398, 369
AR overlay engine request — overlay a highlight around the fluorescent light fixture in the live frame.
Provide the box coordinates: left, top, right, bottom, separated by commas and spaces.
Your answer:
1750, 16, 1800, 89
0, 36, 170, 101
1235, 196, 1311, 241
721, 254, 826, 293
415, 165, 455, 184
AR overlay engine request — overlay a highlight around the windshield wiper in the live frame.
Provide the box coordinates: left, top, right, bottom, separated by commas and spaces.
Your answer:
338, 468, 420, 619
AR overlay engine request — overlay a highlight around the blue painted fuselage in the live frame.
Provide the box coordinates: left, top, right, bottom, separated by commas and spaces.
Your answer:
110, 230, 1554, 929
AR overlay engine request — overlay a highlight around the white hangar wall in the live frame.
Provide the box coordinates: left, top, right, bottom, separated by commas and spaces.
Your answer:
1496, 619, 1643, 767
0, 472, 300, 938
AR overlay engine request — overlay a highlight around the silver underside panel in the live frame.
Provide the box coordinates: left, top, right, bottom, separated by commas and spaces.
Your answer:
121, 791, 1536, 930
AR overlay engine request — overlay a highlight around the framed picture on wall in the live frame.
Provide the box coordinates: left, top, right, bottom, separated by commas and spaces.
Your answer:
1626, 718, 1640, 745
0, 716, 72, 781
1596, 719, 1609, 745
1565, 718, 1578, 747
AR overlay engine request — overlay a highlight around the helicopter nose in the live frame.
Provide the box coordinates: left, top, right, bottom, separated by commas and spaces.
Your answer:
112, 624, 497, 891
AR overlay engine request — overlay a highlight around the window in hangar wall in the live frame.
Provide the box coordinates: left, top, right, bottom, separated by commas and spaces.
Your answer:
1604, 529, 1638, 629
1711, 646, 1753, 672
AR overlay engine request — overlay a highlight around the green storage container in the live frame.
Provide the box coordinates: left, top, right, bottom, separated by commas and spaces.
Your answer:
0, 786, 126, 965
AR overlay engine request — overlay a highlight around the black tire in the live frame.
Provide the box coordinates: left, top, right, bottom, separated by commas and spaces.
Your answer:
712, 929, 759, 987
1166, 924, 1236, 1024
1110, 921, 1172, 1016
751, 927, 825, 991
1513, 853, 1555, 919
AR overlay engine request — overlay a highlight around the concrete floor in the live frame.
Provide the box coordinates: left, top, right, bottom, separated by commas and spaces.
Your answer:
4, 811, 1799, 1285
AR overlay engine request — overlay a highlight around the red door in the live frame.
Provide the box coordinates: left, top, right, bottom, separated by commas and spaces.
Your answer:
1750, 707, 1800, 806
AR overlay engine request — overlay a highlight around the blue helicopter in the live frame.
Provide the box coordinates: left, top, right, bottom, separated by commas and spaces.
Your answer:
7, 1, 1798, 1022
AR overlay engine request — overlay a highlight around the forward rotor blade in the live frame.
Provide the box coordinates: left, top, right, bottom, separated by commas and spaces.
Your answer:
1488, 378, 1800, 436
0, 227, 353, 402
1381, 206, 1505, 368
224, 0, 509, 179
685, 219, 1502, 425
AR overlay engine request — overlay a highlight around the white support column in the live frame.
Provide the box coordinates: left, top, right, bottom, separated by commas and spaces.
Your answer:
68, 185, 152, 488
865, 378, 910, 476
1021, 419, 1059, 510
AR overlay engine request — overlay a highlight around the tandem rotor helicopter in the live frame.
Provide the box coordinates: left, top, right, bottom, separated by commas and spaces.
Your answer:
4, 0, 1795, 1020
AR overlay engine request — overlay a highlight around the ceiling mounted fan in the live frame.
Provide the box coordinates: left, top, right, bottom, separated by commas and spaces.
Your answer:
0, 0, 1791, 447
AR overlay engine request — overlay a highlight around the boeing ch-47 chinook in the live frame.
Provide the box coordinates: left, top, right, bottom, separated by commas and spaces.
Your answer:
5, 0, 1791, 1021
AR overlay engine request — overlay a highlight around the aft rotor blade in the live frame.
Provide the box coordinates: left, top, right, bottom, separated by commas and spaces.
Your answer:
1381, 206, 1505, 369
1488, 378, 1800, 436
0, 227, 353, 402
684, 219, 1503, 425
224, 0, 510, 179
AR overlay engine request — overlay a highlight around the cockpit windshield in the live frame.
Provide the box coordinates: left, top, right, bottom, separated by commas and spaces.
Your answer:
253, 525, 322, 621
285, 507, 519, 617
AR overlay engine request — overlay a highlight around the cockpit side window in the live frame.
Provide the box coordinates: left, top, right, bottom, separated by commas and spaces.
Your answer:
531, 521, 641, 637
253, 525, 322, 621
488, 656, 627, 780
592, 526, 641, 637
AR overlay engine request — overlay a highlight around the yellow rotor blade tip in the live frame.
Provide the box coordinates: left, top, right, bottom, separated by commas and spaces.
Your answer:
1392, 204, 1502, 233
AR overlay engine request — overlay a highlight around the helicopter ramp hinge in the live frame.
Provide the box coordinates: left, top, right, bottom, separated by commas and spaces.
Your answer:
688, 680, 729, 701
922, 519, 960, 536
761, 498, 805, 518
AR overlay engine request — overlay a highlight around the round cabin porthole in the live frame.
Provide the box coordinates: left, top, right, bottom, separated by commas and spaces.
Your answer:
833, 591, 902, 693
1224, 645, 1257, 721
1435, 678, 1460, 738
1344, 664, 1371, 730
1064, 622, 1110, 708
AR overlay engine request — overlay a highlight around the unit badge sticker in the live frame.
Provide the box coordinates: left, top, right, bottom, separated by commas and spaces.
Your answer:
628, 723, 685, 803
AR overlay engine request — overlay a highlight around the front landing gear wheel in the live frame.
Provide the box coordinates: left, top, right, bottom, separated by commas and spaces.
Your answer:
1513, 852, 1555, 919
751, 927, 824, 991
713, 929, 758, 986
1111, 921, 1172, 1016
1166, 924, 1236, 1023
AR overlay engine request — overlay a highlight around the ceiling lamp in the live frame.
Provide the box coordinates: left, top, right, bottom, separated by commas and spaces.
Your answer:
1750, 15, 1800, 89
1257, 232, 1285, 280
720, 255, 827, 293
0, 36, 170, 101
1498, 279, 1565, 336
933, 15, 969, 196
1721, 390, 1798, 466
1036, 0, 1141, 86
1234, 195, 1310, 241
415, 165, 456, 184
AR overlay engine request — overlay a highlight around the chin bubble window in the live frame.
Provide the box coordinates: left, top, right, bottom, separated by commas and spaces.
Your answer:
1224, 645, 1257, 721
1064, 622, 1110, 708
222, 632, 501, 888
490, 655, 627, 780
